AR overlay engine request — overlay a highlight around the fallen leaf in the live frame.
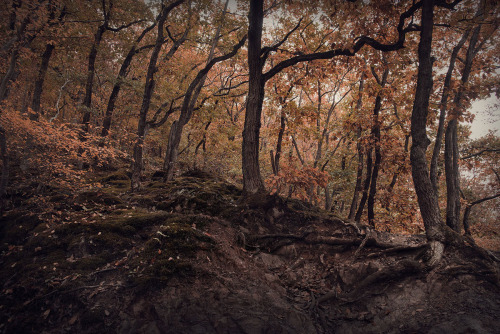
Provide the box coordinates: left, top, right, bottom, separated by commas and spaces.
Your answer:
68, 315, 78, 325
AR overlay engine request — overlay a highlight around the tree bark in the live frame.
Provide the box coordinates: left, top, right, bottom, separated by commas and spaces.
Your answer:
367, 66, 389, 226
101, 20, 158, 137
273, 108, 286, 175
0, 125, 8, 214
0, 49, 19, 102
429, 31, 469, 193
30, 43, 55, 120
348, 74, 365, 220
163, 1, 245, 181
410, 0, 445, 244
81, 22, 107, 133
132, 1, 180, 190
444, 11, 482, 232
242, 0, 266, 195
355, 147, 372, 223
241, 0, 429, 196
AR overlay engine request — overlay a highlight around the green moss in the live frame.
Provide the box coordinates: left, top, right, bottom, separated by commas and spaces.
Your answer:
98, 170, 130, 183
91, 231, 133, 250
0, 212, 43, 247
77, 191, 123, 205
106, 179, 130, 189
105, 211, 172, 230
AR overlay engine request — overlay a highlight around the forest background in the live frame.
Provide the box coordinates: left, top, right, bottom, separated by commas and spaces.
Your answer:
0, 0, 499, 249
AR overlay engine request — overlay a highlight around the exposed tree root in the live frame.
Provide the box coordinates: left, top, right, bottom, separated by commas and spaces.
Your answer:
244, 230, 426, 253
309, 259, 423, 310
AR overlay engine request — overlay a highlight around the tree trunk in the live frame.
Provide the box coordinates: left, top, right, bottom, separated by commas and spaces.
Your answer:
242, 0, 266, 195
101, 20, 158, 137
30, 43, 55, 120
0, 125, 8, 214
444, 118, 460, 231
348, 74, 366, 220
81, 24, 106, 133
367, 66, 388, 226
367, 100, 382, 226
131, 2, 171, 190
429, 31, 469, 193
444, 13, 482, 232
463, 193, 500, 235
384, 134, 410, 208
163, 0, 243, 181
355, 147, 372, 223
0, 49, 19, 102
349, 133, 364, 220
273, 109, 286, 175
410, 0, 445, 247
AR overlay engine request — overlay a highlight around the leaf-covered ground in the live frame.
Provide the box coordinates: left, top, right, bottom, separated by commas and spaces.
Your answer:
1, 170, 499, 333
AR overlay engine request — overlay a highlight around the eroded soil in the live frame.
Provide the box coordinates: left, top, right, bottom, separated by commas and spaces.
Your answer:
1, 170, 499, 333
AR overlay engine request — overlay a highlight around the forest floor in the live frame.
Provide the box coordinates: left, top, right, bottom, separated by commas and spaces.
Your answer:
1, 168, 499, 333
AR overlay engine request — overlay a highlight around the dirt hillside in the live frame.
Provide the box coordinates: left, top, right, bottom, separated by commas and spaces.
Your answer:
1, 170, 499, 333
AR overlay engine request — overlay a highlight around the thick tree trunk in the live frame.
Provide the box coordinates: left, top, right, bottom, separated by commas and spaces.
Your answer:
242, 0, 266, 195
410, 0, 445, 245
30, 43, 55, 120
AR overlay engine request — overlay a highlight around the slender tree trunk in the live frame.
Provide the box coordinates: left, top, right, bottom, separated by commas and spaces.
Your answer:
30, 43, 55, 120
429, 31, 469, 192
348, 74, 365, 220
194, 121, 211, 168
273, 109, 286, 175
444, 16, 482, 232
101, 21, 158, 137
132, 2, 173, 190
242, 0, 266, 195
367, 100, 382, 226
349, 132, 364, 220
384, 134, 410, 208
163, 0, 240, 181
0, 49, 19, 102
81, 24, 106, 133
0, 125, 8, 214
410, 0, 446, 252
355, 147, 372, 223
463, 193, 500, 235
101, 50, 136, 137
367, 67, 388, 226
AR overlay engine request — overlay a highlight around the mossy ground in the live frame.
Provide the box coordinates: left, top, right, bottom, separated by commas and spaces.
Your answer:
0, 169, 237, 332
2, 168, 499, 334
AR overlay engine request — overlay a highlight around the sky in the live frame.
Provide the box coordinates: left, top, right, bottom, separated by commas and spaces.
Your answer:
469, 95, 500, 140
